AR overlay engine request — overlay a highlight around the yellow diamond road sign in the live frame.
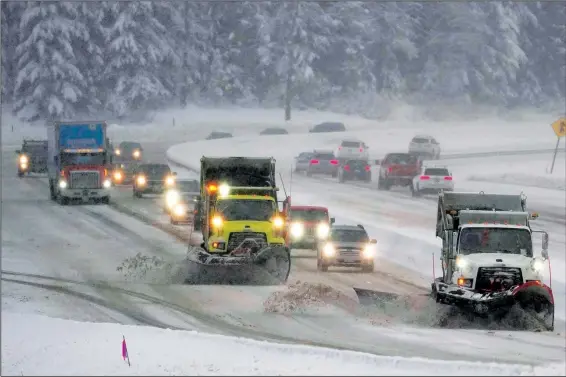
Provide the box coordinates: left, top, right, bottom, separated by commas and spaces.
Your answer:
551, 117, 566, 138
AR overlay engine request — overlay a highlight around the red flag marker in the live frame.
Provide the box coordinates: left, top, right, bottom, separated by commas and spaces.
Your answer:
122, 335, 131, 367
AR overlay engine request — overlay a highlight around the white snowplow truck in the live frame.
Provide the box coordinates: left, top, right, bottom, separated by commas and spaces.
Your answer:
354, 191, 554, 331
432, 191, 554, 331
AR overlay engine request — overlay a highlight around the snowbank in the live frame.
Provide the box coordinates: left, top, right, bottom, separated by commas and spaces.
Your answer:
2, 312, 563, 376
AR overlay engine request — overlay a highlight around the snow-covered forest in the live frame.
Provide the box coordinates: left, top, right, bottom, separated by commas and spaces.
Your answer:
1, 1, 565, 121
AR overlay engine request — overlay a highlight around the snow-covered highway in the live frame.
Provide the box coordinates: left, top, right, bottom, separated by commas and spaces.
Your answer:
3, 108, 566, 373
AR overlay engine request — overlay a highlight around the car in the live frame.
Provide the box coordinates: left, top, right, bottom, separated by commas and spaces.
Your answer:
206, 131, 233, 140
260, 127, 288, 135
132, 163, 176, 198
301, 150, 339, 177
110, 162, 138, 185
286, 206, 330, 250
15, 139, 48, 177
163, 178, 200, 214
114, 141, 143, 162
317, 222, 377, 272
309, 122, 346, 133
335, 139, 369, 161
408, 135, 441, 160
293, 152, 314, 172
338, 159, 371, 183
376, 153, 421, 190
411, 165, 454, 197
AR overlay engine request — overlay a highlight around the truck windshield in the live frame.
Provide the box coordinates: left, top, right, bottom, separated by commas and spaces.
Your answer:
290, 209, 328, 222
384, 154, 416, 165
23, 145, 48, 156
60, 152, 106, 166
216, 199, 275, 221
459, 227, 532, 257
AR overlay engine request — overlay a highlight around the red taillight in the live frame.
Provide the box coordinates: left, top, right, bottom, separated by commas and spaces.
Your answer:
330, 159, 338, 165
310, 159, 319, 164
338, 146, 342, 150
444, 176, 453, 181
365, 165, 371, 172
344, 165, 350, 171
420, 175, 430, 180
359, 148, 363, 152
387, 167, 392, 173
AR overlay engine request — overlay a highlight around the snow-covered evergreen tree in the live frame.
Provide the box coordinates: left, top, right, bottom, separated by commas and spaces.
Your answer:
13, 2, 91, 121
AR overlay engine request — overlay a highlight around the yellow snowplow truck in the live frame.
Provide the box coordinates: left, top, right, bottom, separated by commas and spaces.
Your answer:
185, 157, 291, 285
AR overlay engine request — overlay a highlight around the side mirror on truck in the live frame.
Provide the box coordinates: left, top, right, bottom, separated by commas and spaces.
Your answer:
330, 217, 335, 225
542, 232, 549, 258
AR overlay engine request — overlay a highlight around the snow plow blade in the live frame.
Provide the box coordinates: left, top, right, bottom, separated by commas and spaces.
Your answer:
434, 280, 555, 331
184, 245, 291, 285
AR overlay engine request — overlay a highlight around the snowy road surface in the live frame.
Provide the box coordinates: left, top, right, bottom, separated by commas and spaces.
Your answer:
5, 312, 565, 376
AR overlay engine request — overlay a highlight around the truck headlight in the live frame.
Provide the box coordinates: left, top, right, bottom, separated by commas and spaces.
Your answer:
531, 258, 545, 273
137, 176, 146, 185
19, 155, 28, 164
165, 190, 180, 208
165, 176, 175, 186
103, 179, 112, 189
114, 149, 121, 156
211, 215, 223, 228
316, 223, 330, 239
173, 203, 186, 217
58, 180, 67, 189
113, 171, 123, 181
362, 244, 375, 259
218, 183, 230, 197
323, 243, 335, 257
132, 150, 140, 158
290, 222, 304, 238
456, 256, 467, 269
272, 216, 284, 229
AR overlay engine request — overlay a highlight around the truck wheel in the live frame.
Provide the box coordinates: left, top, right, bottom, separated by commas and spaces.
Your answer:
317, 258, 328, 272
133, 191, 142, 198
58, 194, 69, 206
100, 196, 110, 205
17, 170, 24, 178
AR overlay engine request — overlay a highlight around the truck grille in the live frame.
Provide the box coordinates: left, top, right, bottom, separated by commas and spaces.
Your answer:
476, 267, 523, 292
70, 171, 100, 189
227, 232, 268, 252
337, 246, 362, 255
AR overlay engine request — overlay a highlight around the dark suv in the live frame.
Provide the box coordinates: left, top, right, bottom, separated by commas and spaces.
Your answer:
132, 163, 176, 198
16, 140, 48, 177
338, 159, 371, 183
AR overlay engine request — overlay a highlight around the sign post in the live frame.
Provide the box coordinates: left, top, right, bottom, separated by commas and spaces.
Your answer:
549, 117, 565, 174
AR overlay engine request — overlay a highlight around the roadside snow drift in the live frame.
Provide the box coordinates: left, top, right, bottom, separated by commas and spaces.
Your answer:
2, 312, 564, 376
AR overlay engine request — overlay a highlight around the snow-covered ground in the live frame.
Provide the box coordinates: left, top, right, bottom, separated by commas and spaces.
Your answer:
167, 116, 566, 321
2, 312, 564, 376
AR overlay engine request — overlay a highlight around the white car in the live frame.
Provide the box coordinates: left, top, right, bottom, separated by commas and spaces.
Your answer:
411, 166, 454, 196
335, 139, 369, 161
408, 135, 441, 160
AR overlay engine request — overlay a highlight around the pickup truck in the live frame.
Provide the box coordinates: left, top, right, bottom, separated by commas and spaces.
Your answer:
376, 153, 420, 190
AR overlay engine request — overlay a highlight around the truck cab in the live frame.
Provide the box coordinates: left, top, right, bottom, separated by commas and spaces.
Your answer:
206, 187, 286, 254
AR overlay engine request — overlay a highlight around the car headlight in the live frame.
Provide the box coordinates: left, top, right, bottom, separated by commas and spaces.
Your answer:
173, 203, 186, 217
316, 223, 330, 239
132, 150, 140, 158
113, 171, 123, 181
58, 180, 67, 189
531, 258, 545, 273
290, 222, 304, 238
165, 176, 175, 186
137, 176, 146, 185
211, 215, 223, 228
19, 155, 28, 164
322, 243, 335, 257
115, 149, 121, 155
102, 179, 112, 189
165, 190, 180, 208
362, 244, 375, 259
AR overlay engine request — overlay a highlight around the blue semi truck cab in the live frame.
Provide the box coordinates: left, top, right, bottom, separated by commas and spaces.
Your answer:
47, 121, 113, 204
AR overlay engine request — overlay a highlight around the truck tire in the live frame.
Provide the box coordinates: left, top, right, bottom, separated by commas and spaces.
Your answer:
57, 193, 69, 206
17, 170, 24, 178
317, 258, 328, 272
100, 196, 110, 205
133, 191, 142, 198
